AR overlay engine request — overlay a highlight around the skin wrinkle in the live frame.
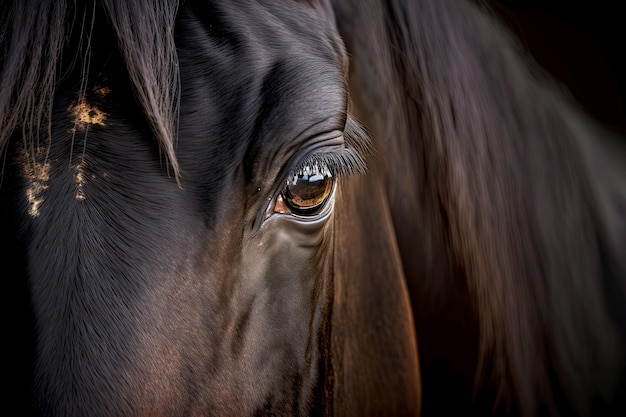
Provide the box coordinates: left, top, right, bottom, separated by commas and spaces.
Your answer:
260, 121, 344, 183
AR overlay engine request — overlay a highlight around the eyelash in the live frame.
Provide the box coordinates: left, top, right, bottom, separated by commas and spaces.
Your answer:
286, 148, 365, 182
283, 114, 372, 181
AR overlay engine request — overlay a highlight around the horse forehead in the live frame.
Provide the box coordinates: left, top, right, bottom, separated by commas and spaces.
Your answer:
177, 1, 346, 171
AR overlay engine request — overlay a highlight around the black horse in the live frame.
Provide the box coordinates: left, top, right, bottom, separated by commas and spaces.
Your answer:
1, 0, 624, 416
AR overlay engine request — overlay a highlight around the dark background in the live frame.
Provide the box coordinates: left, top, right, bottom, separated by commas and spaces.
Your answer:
486, 0, 625, 134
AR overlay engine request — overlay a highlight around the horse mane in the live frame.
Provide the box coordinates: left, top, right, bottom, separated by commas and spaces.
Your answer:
0, 0, 181, 180
0, 0, 64, 161
378, 0, 626, 414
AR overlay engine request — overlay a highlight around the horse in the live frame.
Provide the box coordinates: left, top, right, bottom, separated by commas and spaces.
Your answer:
1, 0, 624, 416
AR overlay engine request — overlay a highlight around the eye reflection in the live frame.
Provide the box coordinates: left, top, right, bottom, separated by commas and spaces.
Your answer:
279, 162, 335, 216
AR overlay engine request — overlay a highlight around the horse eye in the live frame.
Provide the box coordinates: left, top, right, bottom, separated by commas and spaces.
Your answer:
281, 163, 335, 216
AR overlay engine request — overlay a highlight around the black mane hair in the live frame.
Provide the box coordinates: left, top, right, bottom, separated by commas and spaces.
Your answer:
0, 0, 181, 180
336, 0, 626, 414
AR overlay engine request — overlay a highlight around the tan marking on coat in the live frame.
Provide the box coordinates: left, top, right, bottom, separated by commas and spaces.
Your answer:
69, 101, 107, 131
73, 161, 99, 201
18, 147, 50, 217
75, 163, 86, 201
93, 86, 111, 97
